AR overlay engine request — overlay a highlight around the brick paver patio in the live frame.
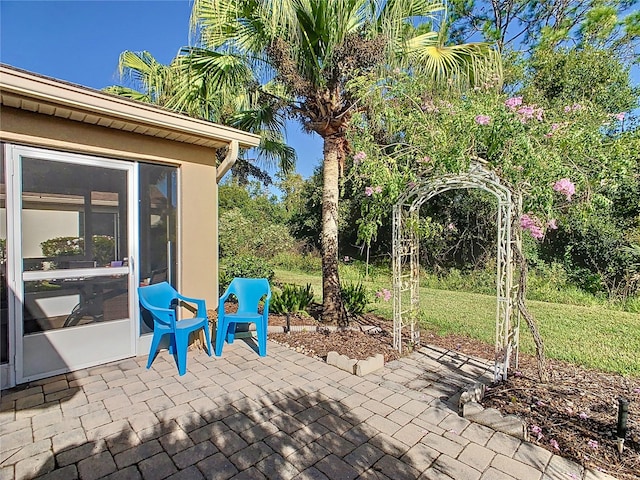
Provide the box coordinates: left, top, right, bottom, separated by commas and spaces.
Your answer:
0, 341, 614, 479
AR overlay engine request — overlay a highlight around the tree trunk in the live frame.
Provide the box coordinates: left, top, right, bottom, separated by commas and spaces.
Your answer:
514, 246, 551, 382
321, 134, 347, 325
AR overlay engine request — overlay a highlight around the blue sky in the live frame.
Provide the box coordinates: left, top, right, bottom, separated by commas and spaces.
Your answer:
0, 0, 324, 180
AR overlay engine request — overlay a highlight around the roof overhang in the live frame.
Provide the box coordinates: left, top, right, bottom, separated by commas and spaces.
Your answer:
0, 64, 261, 151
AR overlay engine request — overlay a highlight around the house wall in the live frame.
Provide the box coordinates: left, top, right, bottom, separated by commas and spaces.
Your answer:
1, 106, 220, 306
180, 163, 218, 305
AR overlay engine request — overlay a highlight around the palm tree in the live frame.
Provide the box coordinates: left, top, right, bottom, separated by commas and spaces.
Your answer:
106, 50, 296, 182
184, 0, 501, 323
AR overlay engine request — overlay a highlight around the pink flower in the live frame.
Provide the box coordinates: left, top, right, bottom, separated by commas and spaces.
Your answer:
505, 97, 523, 110
578, 412, 588, 420
545, 123, 562, 138
614, 112, 625, 121
475, 115, 491, 125
516, 105, 544, 123
587, 439, 598, 449
564, 104, 582, 113
520, 214, 537, 230
517, 105, 534, 117
343, 256, 350, 262
419, 156, 431, 163
374, 186, 383, 194
521, 214, 545, 240
550, 439, 560, 450
376, 288, 392, 302
553, 178, 576, 201
530, 424, 543, 441
529, 225, 544, 240
353, 151, 367, 163
547, 219, 558, 230
447, 223, 456, 231
365, 186, 374, 197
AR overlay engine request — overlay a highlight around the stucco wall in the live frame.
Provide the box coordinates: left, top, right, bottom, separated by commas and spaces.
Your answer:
179, 163, 218, 306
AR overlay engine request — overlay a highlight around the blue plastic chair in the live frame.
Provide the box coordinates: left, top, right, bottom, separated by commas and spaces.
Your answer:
216, 278, 271, 356
138, 282, 212, 376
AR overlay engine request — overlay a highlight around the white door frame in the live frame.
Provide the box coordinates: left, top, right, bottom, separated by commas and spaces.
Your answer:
6, 144, 139, 385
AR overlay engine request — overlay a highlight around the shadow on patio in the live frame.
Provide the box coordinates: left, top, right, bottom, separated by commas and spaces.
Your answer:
1, 341, 563, 480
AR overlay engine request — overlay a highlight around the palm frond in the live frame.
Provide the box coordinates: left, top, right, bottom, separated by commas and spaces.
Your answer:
116, 50, 172, 104
103, 85, 153, 103
255, 136, 297, 174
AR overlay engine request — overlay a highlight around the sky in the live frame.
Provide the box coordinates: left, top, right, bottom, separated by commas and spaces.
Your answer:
0, 0, 325, 181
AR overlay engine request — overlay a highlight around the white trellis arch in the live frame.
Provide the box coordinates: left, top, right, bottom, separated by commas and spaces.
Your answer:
392, 161, 521, 382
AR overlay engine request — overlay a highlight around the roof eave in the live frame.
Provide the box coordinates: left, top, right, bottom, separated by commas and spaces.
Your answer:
0, 64, 261, 150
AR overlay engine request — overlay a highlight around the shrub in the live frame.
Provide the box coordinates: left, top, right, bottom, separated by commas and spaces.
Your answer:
341, 281, 369, 316
40, 235, 115, 266
219, 209, 296, 259
270, 283, 314, 315
219, 255, 275, 294
41, 236, 83, 257
92, 235, 117, 266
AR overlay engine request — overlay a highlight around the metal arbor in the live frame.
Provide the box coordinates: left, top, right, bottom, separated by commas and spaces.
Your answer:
392, 161, 521, 382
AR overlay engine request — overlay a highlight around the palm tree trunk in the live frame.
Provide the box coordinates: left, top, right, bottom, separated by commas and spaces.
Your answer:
321, 134, 347, 324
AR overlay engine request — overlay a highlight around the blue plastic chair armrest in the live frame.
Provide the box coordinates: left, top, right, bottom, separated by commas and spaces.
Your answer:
146, 306, 176, 325
176, 294, 207, 317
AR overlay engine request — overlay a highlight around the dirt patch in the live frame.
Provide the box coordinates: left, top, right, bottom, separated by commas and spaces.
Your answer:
266, 311, 640, 480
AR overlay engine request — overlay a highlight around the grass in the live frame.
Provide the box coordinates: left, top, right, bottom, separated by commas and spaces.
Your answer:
274, 267, 640, 377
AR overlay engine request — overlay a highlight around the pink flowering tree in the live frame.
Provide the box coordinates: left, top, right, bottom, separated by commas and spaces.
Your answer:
345, 70, 637, 381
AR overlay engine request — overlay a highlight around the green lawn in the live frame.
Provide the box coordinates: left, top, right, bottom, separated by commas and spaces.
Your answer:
274, 268, 640, 377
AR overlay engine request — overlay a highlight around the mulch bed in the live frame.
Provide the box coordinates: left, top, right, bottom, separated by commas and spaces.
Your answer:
265, 310, 640, 480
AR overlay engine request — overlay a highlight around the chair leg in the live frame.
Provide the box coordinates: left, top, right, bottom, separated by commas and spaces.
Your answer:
175, 331, 189, 376
215, 319, 226, 356
146, 332, 163, 369
226, 322, 236, 344
256, 321, 267, 357
168, 336, 177, 356
202, 323, 213, 357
